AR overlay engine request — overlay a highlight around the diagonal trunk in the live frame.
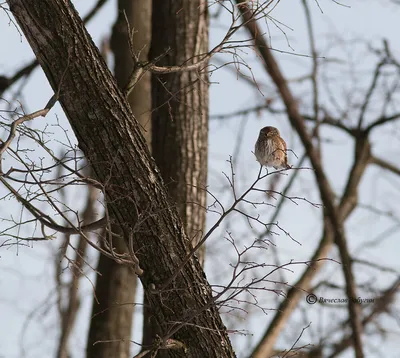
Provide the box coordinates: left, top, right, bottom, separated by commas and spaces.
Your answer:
87, 1, 152, 357
7, 1, 235, 356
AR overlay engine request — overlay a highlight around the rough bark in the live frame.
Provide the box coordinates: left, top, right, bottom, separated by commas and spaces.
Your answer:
7, 1, 235, 357
86, 2, 152, 356
150, 0, 208, 263
142, 0, 209, 350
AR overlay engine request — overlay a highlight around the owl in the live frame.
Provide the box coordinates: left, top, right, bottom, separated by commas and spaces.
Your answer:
254, 126, 290, 169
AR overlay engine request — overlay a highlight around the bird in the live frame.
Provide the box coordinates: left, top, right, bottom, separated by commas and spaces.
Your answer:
254, 126, 291, 169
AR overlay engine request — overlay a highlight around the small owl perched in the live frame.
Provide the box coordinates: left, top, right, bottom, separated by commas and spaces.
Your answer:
255, 126, 291, 169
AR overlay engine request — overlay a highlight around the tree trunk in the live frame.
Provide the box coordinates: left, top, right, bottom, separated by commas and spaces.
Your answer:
86, 1, 152, 356
142, 1, 209, 350
111, 0, 152, 146
58, 184, 96, 358
86, 233, 138, 358
7, 1, 235, 357
150, 0, 208, 263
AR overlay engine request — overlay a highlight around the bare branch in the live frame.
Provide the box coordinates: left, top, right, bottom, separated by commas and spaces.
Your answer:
0, 0, 109, 95
327, 278, 400, 358
235, 2, 366, 356
370, 156, 400, 176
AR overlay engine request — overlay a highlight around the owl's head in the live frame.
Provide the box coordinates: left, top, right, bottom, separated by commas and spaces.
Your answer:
260, 126, 280, 137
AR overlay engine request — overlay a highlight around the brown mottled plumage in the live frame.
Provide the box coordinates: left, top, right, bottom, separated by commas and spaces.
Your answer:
254, 126, 290, 169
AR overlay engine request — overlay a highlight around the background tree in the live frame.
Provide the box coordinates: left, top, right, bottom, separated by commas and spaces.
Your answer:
143, 0, 209, 349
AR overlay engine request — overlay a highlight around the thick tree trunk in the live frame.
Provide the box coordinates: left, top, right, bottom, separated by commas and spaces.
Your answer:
7, 1, 235, 357
150, 1, 208, 263
86, 2, 152, 357
143, 1, 209, 350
